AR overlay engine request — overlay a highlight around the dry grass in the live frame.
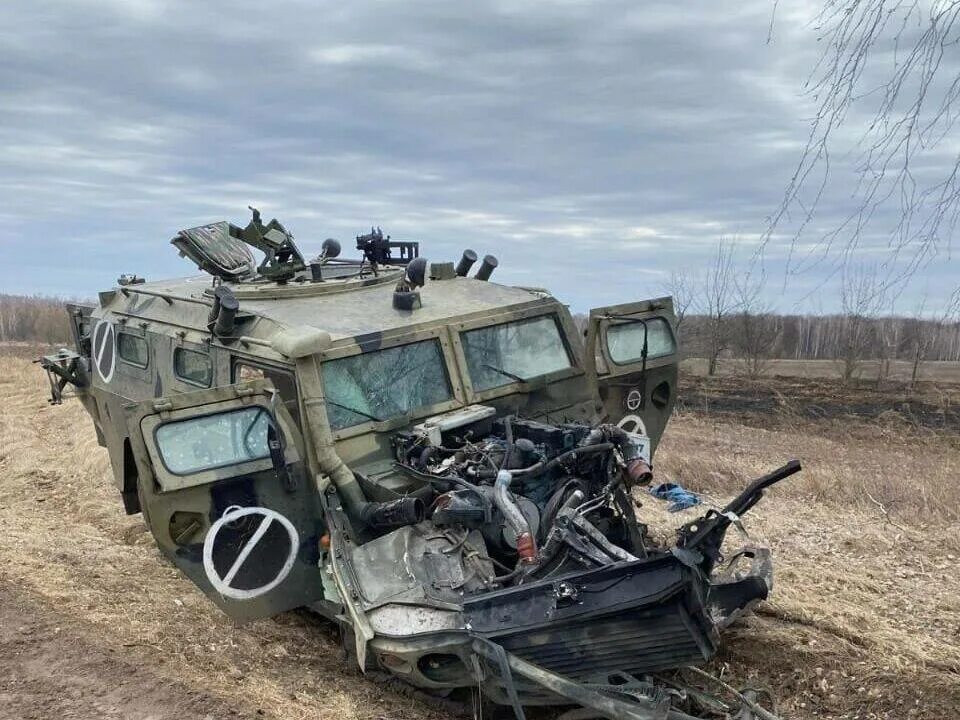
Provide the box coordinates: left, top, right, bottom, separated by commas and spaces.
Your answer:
2, 349, 959, 719
651, 392, 960, 718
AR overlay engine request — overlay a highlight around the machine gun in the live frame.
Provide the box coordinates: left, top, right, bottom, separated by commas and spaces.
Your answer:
356, 227, 419, 269
676, 460, 801, 575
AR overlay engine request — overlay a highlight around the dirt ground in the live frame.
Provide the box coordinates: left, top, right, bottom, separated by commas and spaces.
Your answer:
0, 584, 248, 720
3, 352, 959, 719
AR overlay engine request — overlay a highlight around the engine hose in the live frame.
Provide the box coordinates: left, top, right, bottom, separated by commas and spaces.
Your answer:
581, 424, 652, 486
539, 479, 584, 539
469, 442, 614, 481
510, 442, 614, 479
494, 470, 537, 563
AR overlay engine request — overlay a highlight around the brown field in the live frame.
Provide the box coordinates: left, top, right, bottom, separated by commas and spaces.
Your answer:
2, 350, 959, 719
682, 357, 960, 384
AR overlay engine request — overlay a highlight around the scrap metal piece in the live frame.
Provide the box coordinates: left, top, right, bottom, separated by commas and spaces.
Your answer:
708, 547, 773, 629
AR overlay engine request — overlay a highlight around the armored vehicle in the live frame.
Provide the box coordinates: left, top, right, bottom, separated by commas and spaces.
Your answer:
41, 209, 796, 719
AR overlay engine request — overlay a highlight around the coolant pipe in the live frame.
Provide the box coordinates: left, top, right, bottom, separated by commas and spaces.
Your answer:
294, 355, 412, 529
360, 497, 424, 530
494, 470, 537, 563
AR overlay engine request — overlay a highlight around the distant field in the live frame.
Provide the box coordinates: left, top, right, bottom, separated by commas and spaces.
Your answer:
682, 357, 960, 383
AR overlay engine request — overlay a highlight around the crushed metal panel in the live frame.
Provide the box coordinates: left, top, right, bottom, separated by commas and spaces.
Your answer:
172, 221, 256, 280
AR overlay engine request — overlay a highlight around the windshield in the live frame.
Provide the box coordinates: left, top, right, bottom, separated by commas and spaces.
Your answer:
323, 339, 453, 430
461, 315, 572, 392
154, 406, 271, 475
607, 317, 676, 364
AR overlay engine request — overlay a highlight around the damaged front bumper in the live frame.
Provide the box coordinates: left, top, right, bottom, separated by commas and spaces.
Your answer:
324, 463, 797, 720
464, 549, 776, 719
348, 546, 778, 719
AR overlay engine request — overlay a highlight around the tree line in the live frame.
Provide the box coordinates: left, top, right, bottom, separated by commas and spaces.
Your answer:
666, 244, 960, 383
0, 294, 74, 345
5, 288, 960, 384
680, 312, 960, 380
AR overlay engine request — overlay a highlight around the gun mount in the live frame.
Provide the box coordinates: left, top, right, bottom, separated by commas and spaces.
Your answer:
356, 226, 419, 268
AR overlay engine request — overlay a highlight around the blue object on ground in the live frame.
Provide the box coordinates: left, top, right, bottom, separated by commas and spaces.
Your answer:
648, 482, 701, 512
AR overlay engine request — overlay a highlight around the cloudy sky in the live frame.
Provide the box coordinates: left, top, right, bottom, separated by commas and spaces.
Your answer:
1, 0, 956, 313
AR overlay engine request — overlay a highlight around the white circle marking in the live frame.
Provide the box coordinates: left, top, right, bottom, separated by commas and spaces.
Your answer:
617, 414, 648, 436
625, 388, 643, 411
92, 320, 115, 383
202, 506, 299, 601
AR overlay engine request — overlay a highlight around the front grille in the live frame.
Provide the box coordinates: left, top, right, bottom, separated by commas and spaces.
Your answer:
464, 554, 717, 680
498, 603, 712, 678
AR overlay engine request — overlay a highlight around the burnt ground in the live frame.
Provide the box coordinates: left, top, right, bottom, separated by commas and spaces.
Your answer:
677, 373, 960, 436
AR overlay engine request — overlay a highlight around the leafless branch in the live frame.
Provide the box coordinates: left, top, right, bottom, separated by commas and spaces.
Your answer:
767, 1, 960, 283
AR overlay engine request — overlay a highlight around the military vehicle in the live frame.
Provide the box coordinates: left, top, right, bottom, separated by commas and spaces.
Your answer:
40, 209, 797, 719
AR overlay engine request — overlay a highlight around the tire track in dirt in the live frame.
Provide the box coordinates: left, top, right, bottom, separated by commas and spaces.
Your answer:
0, 583, 250, 720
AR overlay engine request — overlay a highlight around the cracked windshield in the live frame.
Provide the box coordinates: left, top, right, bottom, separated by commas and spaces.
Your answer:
323, 339, 452, 430
461, 315, 572, 391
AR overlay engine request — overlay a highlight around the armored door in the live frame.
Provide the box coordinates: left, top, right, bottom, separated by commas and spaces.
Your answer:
124, 379, 326, 621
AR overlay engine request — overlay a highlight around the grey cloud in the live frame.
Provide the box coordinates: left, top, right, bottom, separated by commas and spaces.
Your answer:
0, 0, 956, 312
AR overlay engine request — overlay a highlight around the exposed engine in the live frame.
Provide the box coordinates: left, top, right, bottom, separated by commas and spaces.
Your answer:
389, 406, 658, 591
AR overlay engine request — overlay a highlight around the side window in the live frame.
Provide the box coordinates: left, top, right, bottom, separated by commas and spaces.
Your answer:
606, 317, 676, 365
154, 406, 271, 475
233, 361, 301, 427
118, 332, 149, 368
174, 348, 213, 388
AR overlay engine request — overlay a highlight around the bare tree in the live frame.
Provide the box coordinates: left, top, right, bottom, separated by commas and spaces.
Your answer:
837, 264, 885, 383
663, 269, 695, 330
571, 312, 588, 338
697, 240, 738, 376
733, 270, 781, 378
908, 288, 960, 385
768, 2, 960, 280
874, 314, 901, 388
0, 294, 72, 345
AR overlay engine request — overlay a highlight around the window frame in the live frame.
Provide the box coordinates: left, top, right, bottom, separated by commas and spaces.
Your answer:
231, 358, 302, 428
173, 346, 213, 388
117, 330, 150, 369
450, 306, 584, 405
151, 405, 273, 476
320, 327, 466, 441
605, 316, 678, 368
136, 388, 303, 493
